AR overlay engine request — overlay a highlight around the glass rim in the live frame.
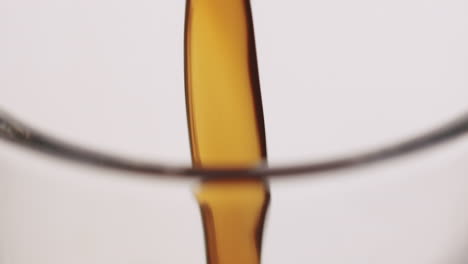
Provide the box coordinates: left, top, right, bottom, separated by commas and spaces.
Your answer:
1, 108, 468, 179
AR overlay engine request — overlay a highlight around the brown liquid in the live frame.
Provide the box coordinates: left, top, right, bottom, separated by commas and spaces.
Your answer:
184, 0, 269, 263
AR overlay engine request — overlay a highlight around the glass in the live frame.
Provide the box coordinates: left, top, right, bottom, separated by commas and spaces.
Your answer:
2, 0, 468, 263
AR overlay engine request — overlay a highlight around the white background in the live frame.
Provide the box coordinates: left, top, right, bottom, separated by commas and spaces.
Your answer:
1, 0, 468, 263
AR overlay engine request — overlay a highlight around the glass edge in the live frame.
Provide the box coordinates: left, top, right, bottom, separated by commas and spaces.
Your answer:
1, 108, 468, 179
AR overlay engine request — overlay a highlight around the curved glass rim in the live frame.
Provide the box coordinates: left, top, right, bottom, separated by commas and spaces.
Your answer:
1, 108, 468, 179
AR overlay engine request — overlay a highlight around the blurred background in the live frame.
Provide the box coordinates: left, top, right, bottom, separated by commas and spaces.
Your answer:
1, 0, 468, 263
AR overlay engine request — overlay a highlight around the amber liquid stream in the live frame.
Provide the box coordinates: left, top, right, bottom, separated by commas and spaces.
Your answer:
184, 0, 269, 263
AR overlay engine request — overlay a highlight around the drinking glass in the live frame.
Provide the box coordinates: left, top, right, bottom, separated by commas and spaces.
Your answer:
2, 0, 468, 263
